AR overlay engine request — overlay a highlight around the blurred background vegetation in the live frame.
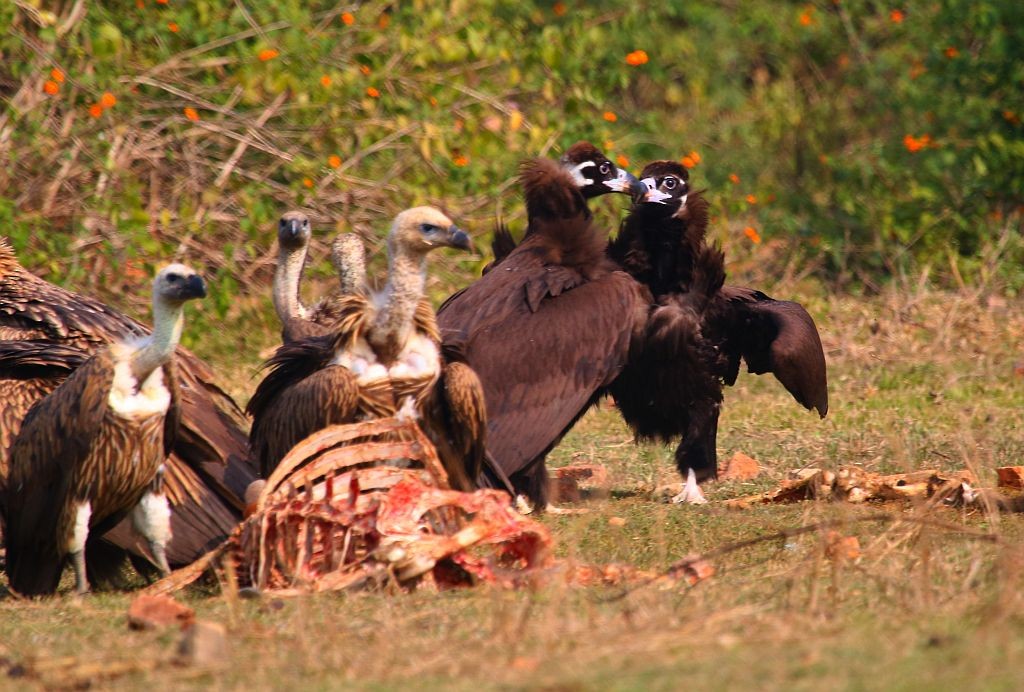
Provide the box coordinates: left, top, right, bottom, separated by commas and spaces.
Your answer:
1, 0, 1022, 341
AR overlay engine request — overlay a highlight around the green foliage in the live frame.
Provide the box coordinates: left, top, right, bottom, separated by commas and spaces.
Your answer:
1, 0, 1021, 300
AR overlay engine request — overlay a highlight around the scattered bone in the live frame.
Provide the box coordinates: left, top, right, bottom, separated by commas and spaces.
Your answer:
725, 467, 977, 509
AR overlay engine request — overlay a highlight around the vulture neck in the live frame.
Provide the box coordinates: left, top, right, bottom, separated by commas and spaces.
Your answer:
273, 243, 310, 323
333, 238, 367, 295
130, 296, 184, 383
368, 240, 425, 360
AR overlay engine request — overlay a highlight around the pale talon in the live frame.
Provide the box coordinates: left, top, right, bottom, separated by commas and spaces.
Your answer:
671, 468, 708, 505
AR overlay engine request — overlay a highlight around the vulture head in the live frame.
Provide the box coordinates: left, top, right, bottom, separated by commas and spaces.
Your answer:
278, 211, 312, 251
560, 141, 646, 200
637, 160, 692, 215
154, 263, 207, 305
389, 206, 472, 256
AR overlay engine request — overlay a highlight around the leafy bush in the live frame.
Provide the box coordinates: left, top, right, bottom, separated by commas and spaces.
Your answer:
1, 0, 1021, 307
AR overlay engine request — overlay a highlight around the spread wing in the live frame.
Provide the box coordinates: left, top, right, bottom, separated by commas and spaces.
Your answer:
719, 286, 829, 416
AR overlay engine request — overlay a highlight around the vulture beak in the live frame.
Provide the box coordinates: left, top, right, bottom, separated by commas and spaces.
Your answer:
641, 177, 673, 205
285, 218, 303, 239
445, 225, 473, 251
604, 168, 647, 202
184, 275, 208, 300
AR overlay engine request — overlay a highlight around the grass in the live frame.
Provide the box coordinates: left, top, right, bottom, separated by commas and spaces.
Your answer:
2, 282, 1024, 690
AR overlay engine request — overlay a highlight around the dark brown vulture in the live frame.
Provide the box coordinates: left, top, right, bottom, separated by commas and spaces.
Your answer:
436, 143, 649, 510
607, 160, 829, 502
0, 238, 254, 569
3, 264, 206, 595
248, 206, 487, 491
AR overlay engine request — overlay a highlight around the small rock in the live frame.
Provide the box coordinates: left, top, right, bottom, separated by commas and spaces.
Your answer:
552, 464, 609, 503
720, 452, 760, 481
607, 516, 627, 527
824, 531, 860, 562
996, 466, 1024, 489
177, 620, 228, 668
127, 594, 194, 630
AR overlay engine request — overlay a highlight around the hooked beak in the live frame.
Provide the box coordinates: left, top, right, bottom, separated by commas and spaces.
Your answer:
640, 177, 674, 205
604, 168, 647, 202
183, 275, 207, 300
445, 225, 473, 251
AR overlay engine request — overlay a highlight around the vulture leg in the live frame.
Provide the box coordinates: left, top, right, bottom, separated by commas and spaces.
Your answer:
674, 401, 720, 484
70, 501, 92, 594
129, 470, 173, 575
422, 361, 488, 492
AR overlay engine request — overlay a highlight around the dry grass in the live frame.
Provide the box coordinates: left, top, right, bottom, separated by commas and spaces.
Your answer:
2, 283, 1024, 690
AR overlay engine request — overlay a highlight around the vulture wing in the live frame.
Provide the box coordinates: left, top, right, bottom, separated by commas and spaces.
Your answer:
3, 350, 114, 595
421, 357, 489, 492
720, 286, 829, 417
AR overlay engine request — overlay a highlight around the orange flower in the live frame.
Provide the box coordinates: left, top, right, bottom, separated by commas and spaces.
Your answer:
100, 92, 116, 108
743, 226, 762, 244
366, 86, 380, 98
429, 96, 438, 107
603, 139, 615, 151
909, 60, 926, 79
43, 80, 59, 95
183, 107, 200, 121
681, 156, 696, 169
616, 154, 629, 167
50, 68, 65, 83
684, 150, 701, 165
341, 11, 355, 25
453, 154, 469, 167
1003, 110, 1020, 125
745, 194, 758, 205
302, 177, 314, 188
135, 0, 143, 8
890, 9, 904, 23
378, 13, 390, 29
156, 0, 168, 4
328, 155, 342, 169
320, 75, 332, 87
903, 134, 932, 152
728, 173, 740, 184
625, 50, 648, 66
258, 48, 279, 62
944, 46, 959, 58
359, 64, 371, 76
88, 103, 104, 118
603, 111, 617, 122
798, 8, 814, 26
167, 21, 179, 32
553, 1, 567, 16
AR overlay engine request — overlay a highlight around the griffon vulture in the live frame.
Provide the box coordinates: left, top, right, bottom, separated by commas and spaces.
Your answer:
0, 238, 253, 568
248, 206, 487, 491
436, 143, 649, 509
3, 265, 206, 595
607, 160, 829, 502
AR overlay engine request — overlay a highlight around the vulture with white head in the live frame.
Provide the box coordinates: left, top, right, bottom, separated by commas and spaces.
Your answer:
248, 206, 487, 490
3, 265, 206, 595
0, 239, 253, 570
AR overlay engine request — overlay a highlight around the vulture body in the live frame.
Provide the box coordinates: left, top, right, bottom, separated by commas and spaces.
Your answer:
607, 161, 828, 500
248, 207, 486, 490
437, 143, 649, 508
0, 239, 253, 567
3, 265, 206, 595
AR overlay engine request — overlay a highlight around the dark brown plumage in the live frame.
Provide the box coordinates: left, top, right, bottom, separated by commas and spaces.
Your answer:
0, 238, 253, 567
248, 207, 486, 490
437, 145, 649, 508
3, 264, 205, 595
607, 161, 828, 498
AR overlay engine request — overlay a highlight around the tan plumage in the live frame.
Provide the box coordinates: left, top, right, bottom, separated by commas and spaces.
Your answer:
3, 265, 206, 595
0, 239, 252, 568
248, 207, 485, 490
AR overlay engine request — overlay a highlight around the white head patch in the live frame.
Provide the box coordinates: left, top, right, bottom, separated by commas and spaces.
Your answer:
568, 161, 595, 187
641, 177, 673, 204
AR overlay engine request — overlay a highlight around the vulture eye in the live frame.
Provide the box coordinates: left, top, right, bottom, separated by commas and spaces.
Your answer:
167, 274, 181, 283
598, 161, 611, 176
663, 177, 678, 190
419, 223, 438, 234
302, 219, 310, 230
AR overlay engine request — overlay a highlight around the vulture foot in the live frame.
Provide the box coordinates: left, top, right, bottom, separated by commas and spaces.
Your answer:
513, 495, 589, 515
670, 468, 708, 505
